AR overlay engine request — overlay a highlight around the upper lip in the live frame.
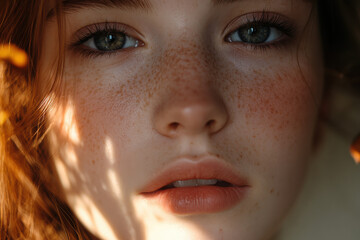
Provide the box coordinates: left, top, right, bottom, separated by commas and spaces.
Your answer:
139, 155, 249, 193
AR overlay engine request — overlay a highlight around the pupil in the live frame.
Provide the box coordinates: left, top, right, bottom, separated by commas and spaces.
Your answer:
94, 32, 125, 51
248, 27, 256, 35
108, 35, 114, 42
238, 25, 270, 44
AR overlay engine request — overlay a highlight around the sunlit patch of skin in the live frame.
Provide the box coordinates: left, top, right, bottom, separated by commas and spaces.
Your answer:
50, 113, 141, 239
61, 100, 81, 145
107, 169, 138, 239
68, 192, 119, 240
53, 158, 72, 190
46, 97, 82, 145
133, 198, 210, 240
105, 136, 115, 164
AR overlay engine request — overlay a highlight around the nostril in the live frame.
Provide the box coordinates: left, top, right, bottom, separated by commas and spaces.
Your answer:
206, 119, 215, 128
169, 122, 180, 131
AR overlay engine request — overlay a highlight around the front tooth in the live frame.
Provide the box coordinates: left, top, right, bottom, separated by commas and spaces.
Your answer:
197, 179, 217, 186
173, 179, 198, 187
173, 179, 218, 187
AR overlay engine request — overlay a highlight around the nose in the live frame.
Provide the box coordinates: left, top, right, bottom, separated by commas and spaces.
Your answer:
154, 95, 228, 138
153, 48, 228, 138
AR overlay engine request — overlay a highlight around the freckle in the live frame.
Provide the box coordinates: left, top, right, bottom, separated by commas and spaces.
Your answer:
91, 160, 95, 165
255, 162, 260, 166
270, 188, 274, 194
155, 215, 163, 222
219, 228, 223, 238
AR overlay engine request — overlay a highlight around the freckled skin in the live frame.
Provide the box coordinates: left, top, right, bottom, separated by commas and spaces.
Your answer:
40, 0, 323, 239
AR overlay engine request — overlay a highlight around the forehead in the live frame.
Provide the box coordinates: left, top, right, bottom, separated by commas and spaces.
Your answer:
47, 0, 314, 20
59, 0, 239, 9
47, 0, 240, 17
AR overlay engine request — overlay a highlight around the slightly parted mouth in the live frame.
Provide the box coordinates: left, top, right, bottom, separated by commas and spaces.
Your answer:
139, 157, 249, 194
158, 179, 236, 191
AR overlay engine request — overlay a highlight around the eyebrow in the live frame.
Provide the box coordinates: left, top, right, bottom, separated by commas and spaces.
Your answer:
47, 0, 241, 19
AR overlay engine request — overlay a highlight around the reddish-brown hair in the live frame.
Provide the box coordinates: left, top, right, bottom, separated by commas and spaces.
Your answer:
0, 0, 97, 239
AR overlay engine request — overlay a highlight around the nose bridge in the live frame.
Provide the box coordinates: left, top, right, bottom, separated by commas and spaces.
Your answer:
153, 40, 228, 138
160, 40, 215, 97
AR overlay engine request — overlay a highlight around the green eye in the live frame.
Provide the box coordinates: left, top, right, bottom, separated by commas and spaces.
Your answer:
238, 25, 270, 43
227, 24, 283, 44
93, 32, 126, 51
83, 31, 139, 52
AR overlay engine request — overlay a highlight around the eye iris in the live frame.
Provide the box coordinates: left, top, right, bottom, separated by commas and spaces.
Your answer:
238, 25, 270, 44
94, 32, 125, 51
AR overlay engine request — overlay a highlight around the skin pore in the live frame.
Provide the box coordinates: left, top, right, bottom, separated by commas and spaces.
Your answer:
40, 0, 323, 239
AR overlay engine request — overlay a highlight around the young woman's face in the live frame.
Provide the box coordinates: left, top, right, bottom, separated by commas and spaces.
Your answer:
41, 0, 323, 239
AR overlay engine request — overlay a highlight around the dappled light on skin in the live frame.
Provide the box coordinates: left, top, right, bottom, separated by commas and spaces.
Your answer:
53, 158, 72, 190
107, 168, 138, 239
50, 121, 140, 239
107, 170, 122, 199
49, 129, 80, 171
69, 193, 119, 240
46, 97, 81, 145
146, 221, 207, 240
62, 100, 81, 145
105, 136, 115, 164
105, 137, 138, 239
47, 93, 144, 239
63, 144, 79, 169
133, 197, 211, 240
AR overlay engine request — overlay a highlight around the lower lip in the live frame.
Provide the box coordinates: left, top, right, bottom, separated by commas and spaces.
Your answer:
142, 185, 248, 214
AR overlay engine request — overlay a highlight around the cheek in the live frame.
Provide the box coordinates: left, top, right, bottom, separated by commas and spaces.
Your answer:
226, 62, 320, 147
242, 69, 316, 134
45, 70, 146, 239
224, 66, 320, 224
47, 64, 155, 194
221, 64, 320, 195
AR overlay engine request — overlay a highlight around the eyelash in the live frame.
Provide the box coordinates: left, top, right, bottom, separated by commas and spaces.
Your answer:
70, 22, 140, 58
225, 12, 296, 50
69, 12, 296, 58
